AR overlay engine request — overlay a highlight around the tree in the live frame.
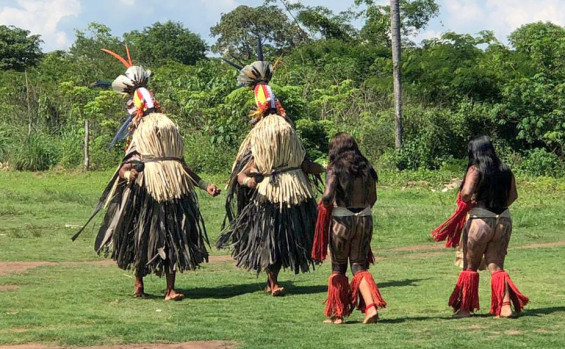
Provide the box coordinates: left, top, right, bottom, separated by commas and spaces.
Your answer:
355, 0, 439, 46
0, 25, 42, 71
70, 22, 125, 83
125, 21, 207, 66
390, 0, 403, 149
294, 5, 356, 41
210, 4, 306, 61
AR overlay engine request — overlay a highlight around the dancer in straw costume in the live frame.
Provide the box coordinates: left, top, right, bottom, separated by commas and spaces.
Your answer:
217, 41, 323, 296
74, 46, 220, 300
312, 132, 386, 324
431, 136, 528, 318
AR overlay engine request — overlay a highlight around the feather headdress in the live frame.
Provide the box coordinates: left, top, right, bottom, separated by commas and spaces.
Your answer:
102, 45, 159, 148
222, 38, 285, 119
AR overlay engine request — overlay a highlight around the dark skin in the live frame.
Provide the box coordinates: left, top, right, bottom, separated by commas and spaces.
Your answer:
237, 157, 324, 296
321, 166, 379, 324
119, 159, 221, 300
457, 165, 518, 318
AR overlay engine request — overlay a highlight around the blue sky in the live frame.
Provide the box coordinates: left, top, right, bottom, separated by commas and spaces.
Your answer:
1, 0, 565, 52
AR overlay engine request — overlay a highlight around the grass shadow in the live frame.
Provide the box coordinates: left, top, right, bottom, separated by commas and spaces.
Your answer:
519, 306, 565, 317
179, 282, 265, 299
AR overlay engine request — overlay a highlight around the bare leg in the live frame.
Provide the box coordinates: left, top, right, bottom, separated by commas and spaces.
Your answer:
164, 270, 185, 301
359, 277, 379, 323
488, 262, 512, 318
134, 275, 146, 298
266, 262, 284, 296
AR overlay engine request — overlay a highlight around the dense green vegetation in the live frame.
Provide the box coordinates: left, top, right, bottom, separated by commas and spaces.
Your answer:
0, 171, 564, 348
0, 0, 564, 177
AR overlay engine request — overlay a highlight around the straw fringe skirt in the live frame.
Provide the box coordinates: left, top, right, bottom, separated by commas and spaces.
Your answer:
96, 180, 208, 277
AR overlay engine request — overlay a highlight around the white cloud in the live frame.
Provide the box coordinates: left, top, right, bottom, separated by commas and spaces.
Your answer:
415, 29, 442, 42
439, 0, 565, 42
119, 0, 135, 6
0, 0, 80, 50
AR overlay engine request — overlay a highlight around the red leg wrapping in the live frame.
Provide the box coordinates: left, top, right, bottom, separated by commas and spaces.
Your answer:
350, 271, 387, 313
490, 270, 529, 315
324, 272, 351, 318
312, 201, 332, 262
449, 270, 480, 312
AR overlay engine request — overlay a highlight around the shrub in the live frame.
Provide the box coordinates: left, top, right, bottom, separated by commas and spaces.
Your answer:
9, 133, 60, 171
518, 148, 564, 177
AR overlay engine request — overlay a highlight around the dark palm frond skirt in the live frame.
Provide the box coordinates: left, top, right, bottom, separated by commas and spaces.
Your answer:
217, 194, 317, 274
95, 181, 209, 277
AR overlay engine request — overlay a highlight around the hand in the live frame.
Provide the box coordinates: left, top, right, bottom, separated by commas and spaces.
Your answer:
206, 184, 221, 196
244, 177, 257, 188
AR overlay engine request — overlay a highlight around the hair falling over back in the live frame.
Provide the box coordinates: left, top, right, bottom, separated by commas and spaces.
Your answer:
462, 136, 512, 208
328, 132, 377, 185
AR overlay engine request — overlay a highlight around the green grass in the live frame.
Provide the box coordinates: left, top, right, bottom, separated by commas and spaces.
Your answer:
0, 170, 564, 348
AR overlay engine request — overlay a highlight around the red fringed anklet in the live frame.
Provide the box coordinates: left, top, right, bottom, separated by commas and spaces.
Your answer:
449, 270, 480, 312
350, 271, 387, 312
490, 270, 529, 316
324, 272, 351, 318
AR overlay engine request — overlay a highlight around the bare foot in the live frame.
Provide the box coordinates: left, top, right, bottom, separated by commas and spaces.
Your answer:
270, 284, 285, 297
134, 289, 146, 298
497, 304, 514, 318
323, 317, 344, 324
134, 280, 145, 298
164, 289, 185, 301
363, 307, 379, 324
452, 310, 472, 318
264, 282, 271, 293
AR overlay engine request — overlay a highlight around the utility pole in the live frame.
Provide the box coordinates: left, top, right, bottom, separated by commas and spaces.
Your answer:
390, 0, 403, 149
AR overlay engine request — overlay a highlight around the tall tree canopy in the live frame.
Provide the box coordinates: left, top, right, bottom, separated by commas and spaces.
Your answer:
355, 0, 439, 45
210, 4, 306, 61
0, 25, 42, 71
125, 21, 207, 66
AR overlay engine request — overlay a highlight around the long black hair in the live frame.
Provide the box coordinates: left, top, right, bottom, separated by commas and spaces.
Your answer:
328, 132, 377, 188
461, 136, 512, 208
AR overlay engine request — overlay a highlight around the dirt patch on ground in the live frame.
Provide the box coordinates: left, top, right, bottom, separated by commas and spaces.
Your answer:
513, 241, 565, 249
390, 244, 443, 252
0, 285, 19, 291
504, 330, 522, 335
0, 342, 235, 349
208, 255, 235, 263
0, 261, 119, 276
0, 262, 58, 276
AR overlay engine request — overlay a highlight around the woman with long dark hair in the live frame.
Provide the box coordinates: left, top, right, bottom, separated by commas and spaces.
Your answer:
434, 136, 528, 318
312, 132, 386, 324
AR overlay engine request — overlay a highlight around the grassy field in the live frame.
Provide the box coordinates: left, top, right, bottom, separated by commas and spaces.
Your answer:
0, 170, 564, 348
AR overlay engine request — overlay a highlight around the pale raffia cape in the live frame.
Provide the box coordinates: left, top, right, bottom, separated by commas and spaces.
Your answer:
129, 113, 194, 202
233, 113, 314, 206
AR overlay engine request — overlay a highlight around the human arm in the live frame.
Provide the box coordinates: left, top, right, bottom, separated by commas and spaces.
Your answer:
183, 163, 221, 196
507, 173, 518, 206
460, 166, 479, 203
118, 153, 142, 182
301, 158, 324, 175
237, 159, 259, 189
321, 167, 337, 207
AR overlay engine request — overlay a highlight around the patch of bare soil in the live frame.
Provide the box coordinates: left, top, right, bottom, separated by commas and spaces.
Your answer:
0, 341, 235, 349
0, 262, 58, 276
513, 241, 565, 249
390, 244, 443, 252
208, 255, 234, 263
0, 285, 18, 291
504, 330, 522, 335
0, 256, 235, 277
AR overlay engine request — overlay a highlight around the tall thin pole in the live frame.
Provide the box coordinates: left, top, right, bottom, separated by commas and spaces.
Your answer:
84, 120, 90, 171
25, 70, 32, 136
390, 0, 403, 149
